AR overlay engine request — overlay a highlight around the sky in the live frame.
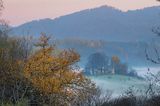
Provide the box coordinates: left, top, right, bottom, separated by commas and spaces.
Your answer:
1, 0, 160, 26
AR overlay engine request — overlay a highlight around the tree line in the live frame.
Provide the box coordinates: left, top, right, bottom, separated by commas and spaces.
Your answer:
85, 52, 138, 77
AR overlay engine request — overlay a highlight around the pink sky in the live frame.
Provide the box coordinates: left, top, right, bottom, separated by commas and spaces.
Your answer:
2, 0, 160, 26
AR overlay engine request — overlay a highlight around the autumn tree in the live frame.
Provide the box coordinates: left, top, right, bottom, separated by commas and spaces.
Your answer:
111, 56, 120, 64
0, 35, 33, 105
24, 33, 97, 105
111, 56, 120, 74
111, 56, 128, 75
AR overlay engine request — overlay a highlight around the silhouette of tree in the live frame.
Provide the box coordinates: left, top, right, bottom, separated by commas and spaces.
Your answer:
85, 52, 109, 75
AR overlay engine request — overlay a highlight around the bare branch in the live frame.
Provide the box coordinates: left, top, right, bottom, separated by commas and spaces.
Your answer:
145, 48, 160, 64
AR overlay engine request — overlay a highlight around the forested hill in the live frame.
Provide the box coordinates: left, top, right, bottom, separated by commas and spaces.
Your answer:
11, 5, 160, 42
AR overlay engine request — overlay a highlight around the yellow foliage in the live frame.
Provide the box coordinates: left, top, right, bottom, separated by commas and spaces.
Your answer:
24, 34, 95, 104
112, 55, 120, 64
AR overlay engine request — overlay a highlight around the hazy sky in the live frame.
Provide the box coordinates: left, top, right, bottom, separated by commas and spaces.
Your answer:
2, 0, 160, 26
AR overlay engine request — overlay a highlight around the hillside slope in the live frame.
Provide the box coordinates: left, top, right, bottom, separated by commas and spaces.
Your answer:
11, 6, 160, 42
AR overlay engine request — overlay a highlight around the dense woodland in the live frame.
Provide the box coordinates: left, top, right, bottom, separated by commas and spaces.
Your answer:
0, 32, 102, 105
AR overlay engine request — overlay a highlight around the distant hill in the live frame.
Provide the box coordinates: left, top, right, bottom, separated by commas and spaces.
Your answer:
11, 5, 160, 42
